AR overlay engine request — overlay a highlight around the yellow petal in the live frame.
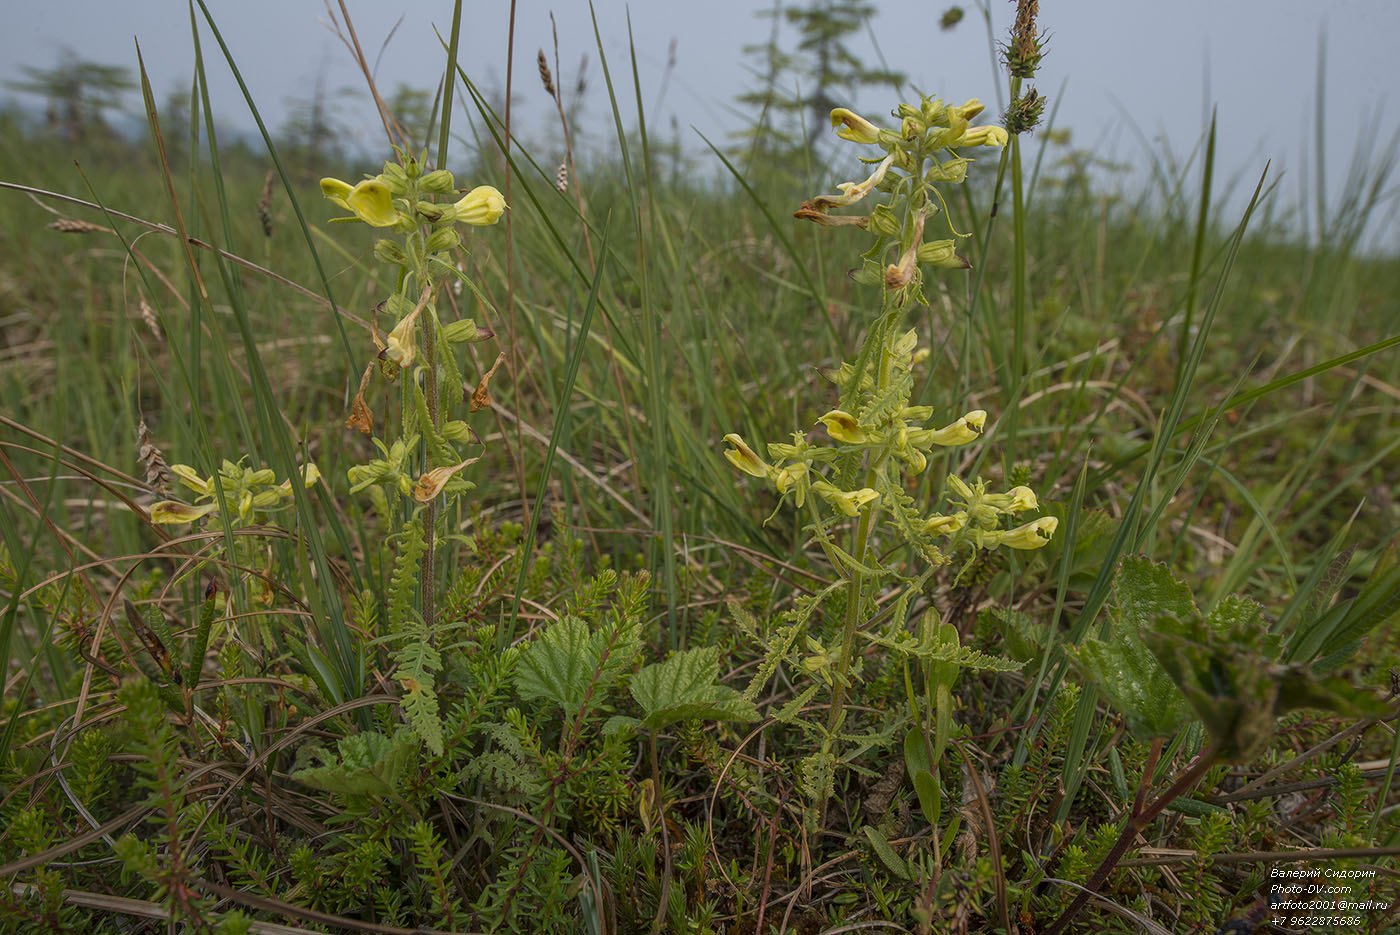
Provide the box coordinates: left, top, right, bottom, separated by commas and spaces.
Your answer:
169, 463, 209, 496
319, 177, 353, 210
829, 107, 881, 144
346, 179, 400, 227
453, 185, 506, 226
149, 500, 217, 524
922, 512, 967, 536
995, 516, 1058, 550
956, 125, 1009, 148
817, 410, 868, 444
723, 434, 771, 478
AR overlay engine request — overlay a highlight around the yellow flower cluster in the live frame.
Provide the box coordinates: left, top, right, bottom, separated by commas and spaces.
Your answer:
319, 170, 504, 230
149, 459, 320, 525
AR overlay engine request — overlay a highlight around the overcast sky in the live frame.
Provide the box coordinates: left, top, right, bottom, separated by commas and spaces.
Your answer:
2, 1, 1397, 250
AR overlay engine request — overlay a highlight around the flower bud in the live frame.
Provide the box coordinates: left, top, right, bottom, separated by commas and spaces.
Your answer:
1004, 485, 1039, 513
917, 239, 972, 269
380, 161, 410, 193
149, 500, 217, 524
441, 420, 476, 444
276, 464, 321, 497
987, 516, 1058, 550
911, 410, 986, 448
922, 512, 967, 536
347, 461, 390, 494
415, 201, 447, 223
955, 125, 1009, 148
774, 462, 809, 507
419, 169, 456, 193
170, 464, 210, 496
441, 318, 484, 344
926, 158, 969, 183
384, 301, 427, 368
866, 204, 901, 238
426, 226, 461, 253
373, 239, 409, 266
812, 482, 879, 517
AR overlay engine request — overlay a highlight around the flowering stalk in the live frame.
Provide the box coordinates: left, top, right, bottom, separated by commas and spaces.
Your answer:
327, 152, 503, 641
724, 94, 1055, 826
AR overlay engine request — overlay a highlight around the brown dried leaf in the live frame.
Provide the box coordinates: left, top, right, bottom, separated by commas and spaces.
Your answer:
345, 362, 375, 435
469, 352, 507, 412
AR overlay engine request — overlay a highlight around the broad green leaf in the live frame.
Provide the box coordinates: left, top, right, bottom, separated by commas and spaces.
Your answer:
515, 615, 636, 717
1145, 599, 1386, 762
630, 645, 758, 730
1070, 557, 1192, 739
1116, 555, 1198, 634
903, 727, 942, 827
1072, 632, 1190, 739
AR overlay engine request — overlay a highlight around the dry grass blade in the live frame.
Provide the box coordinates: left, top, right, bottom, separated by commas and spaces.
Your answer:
47, 218, 112, 235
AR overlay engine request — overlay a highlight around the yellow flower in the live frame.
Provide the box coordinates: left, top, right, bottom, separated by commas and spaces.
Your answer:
384, 298, 428, 368
170, 463, 209, 496
1002, 485, 1039, 513
148, 500, 217, 525
922, 511, 967, 536
983, 516, 1058, 550
276, 463, 322, 498
452, 185, 506, 226
320, 176, 401, 227
953, 125, 1009, 149
799, 154, 896, 217
818, 410, 868, 445
723, 434, 772, 478
830, 107, 881, 144
813, 481, 879, 517
909, 410, 986, 448
774, 462, 809, 507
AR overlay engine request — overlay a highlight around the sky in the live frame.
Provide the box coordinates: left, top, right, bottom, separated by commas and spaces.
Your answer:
2, 1, 1397, 251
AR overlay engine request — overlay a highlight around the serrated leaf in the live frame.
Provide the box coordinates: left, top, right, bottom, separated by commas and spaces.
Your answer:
1115, 555, 1198, 633
1070, 557, 1192, 740
602, 715, 640, 737
630, 646, 758, 730
515, 615, 634, 717
293, 730, 418, 797
1072, 631, 1190, 740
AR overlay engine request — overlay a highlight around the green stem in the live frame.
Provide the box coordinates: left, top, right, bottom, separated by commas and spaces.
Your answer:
422, 298, 438, 636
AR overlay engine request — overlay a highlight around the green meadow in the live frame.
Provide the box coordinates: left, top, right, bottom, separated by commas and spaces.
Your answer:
1, 2, 1397, 932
